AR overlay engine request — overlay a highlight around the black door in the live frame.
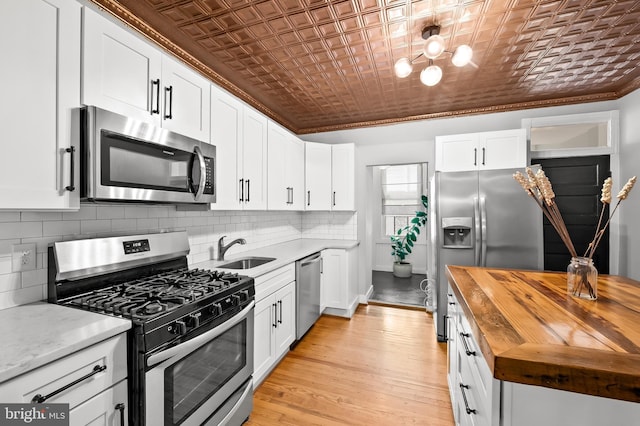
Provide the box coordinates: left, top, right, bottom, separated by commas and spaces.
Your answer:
534, 156, 610, 273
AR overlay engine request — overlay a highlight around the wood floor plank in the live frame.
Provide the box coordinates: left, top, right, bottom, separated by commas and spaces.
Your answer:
246, 304, 454, 425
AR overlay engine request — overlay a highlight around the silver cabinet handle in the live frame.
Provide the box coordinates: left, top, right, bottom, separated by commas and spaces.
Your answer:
460, 332, 476, 356
239, 179, 244, 202
482, 147, 486, 165
459, 383, 477, 415
278, 299, 283, 324
307, 190, 311, 206
473, 147, 477, 166
332, 191, 336, 206
246, 179, 250, 203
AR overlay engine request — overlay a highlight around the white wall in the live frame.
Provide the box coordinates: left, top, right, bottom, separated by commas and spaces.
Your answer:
0, 207, 356, 310
303, 97, 629, 299
618, 88, 640, 279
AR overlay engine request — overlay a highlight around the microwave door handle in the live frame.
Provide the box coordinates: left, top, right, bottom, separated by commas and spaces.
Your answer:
147, 301, 254, 368
192, 146, 207, 201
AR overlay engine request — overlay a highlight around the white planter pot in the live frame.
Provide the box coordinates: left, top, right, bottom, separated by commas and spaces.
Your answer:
393, 262, 412, 278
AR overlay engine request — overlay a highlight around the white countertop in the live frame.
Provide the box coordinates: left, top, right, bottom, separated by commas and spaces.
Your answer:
0, 302, 131, 383
192, 238, 359, 277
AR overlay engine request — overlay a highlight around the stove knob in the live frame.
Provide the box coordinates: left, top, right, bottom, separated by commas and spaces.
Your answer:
188, 312, 201, 328
232, 294, 241, 305
239, 289, 250, 301
210, 303, 222, 316
170, 320, 187, 336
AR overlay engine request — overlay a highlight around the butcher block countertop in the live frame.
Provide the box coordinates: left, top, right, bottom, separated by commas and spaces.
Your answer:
445, 265, 640, 403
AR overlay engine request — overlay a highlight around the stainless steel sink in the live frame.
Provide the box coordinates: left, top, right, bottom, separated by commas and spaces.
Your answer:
218, 257, 275, 269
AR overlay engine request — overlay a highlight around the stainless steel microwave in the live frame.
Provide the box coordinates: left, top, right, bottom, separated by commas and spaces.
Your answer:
80, 106, 215, 204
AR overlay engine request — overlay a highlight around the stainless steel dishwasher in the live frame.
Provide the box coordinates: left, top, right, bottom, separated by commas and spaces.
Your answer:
295, 252, 322, 341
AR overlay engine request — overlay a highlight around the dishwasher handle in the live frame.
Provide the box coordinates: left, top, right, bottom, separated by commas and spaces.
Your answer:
299, 253, 322, 267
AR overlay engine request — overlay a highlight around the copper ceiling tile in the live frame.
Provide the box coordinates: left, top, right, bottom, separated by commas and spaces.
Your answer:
91, 0, 640, 134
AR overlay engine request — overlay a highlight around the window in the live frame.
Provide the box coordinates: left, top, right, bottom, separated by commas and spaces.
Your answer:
381, 164, 426, 236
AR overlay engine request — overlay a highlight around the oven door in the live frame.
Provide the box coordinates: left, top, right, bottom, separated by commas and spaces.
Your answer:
83, 106, 215, 204
145, 302, 254, 426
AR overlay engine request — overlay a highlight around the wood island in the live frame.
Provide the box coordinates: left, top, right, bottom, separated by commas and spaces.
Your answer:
445, 265, 640, 426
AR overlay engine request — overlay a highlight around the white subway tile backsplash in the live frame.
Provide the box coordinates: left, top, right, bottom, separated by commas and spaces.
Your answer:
81, 220, 112, 234
0, 212, 20, 222
97, 206, 125, 220
0, 205, 356, 310
21, 212, 63, 222
43, 220, 80, 237
0, 222, 43, 239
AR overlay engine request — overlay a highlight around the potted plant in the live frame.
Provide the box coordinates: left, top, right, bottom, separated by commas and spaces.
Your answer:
390, 195, 428, 278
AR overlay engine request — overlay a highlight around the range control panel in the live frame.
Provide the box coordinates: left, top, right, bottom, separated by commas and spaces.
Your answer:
123, 239, 151, 254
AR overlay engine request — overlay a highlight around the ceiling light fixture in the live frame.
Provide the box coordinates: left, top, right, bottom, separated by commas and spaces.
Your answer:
394, 25, 473, 87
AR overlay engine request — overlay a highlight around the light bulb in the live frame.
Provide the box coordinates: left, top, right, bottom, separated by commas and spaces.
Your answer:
394, 58, 413, 78
420, 65, 442, 86
423, 35, 445, 59
451, 45, 473, 67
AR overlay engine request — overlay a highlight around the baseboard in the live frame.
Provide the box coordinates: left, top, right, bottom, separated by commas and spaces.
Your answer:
323, 296, 359, 319
359, 284, 373, 304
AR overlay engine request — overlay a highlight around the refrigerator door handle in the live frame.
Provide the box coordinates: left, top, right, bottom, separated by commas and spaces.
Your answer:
480, 196, 488, 266
473, 197, 481, 266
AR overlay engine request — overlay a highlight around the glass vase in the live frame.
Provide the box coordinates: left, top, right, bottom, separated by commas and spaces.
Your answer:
567, 256, 597, 300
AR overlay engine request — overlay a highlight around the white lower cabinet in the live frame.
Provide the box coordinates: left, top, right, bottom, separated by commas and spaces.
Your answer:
321, 247, 358, 318
253, 265, 296, 386
447, 291, 640, 426
0, 333, 128, 425
69, 379, 128, 426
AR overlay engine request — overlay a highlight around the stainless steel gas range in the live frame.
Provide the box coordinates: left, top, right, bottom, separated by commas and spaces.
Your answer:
47, 231, 254, 426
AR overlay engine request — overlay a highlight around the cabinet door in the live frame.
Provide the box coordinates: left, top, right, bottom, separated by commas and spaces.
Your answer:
288, 136, 306, 210
210, 85, 242, 210
435, 133, 479, 172
0, 0, 80, 210
321, 249, 346, 309
69, 380, 128, 426
305, 142, 332, 210
274, 282, 296, 357
161, 56, 211, 142
83, 7, 161, 125
480, 129, 527, 170
253, 296, 276, 385
241, 108, 268, 210
267, 121, 290, 209
331, 144, 355, 211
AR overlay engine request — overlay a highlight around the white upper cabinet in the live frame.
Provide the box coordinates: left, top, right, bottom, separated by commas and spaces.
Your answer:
331, 144, 356, 211
160, 56, 211, 142
83, 7, 210, 142
435, 129, 527, 172
210, 85, 242, 210
82, 7, 161, 124
305, 142, 332, 210
304, 142, 355, 211
241, 108, 268, 210
267, 122, 304, 210
0, 0, 80, 210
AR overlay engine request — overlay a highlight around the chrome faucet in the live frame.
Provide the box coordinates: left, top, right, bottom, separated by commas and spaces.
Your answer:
217, 236, 246, 261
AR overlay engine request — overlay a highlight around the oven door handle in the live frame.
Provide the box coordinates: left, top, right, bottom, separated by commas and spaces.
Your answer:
147, 301, 254, 368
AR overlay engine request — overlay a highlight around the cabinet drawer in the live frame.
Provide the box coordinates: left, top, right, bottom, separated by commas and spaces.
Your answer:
0, 334, 127, 409
70, 379, 128, 426
255, 263, 295, 301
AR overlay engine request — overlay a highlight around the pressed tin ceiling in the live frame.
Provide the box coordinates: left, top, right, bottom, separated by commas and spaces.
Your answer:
90, 0, 640, 134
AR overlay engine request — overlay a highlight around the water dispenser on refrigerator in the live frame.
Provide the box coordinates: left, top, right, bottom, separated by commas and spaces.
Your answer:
442, 217, 472, 248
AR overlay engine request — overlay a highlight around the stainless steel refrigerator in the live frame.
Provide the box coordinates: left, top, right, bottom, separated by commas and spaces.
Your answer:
429, 169, 543, 341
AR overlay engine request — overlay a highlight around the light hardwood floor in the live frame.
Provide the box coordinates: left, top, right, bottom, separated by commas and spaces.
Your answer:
246, 304, 454, 425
